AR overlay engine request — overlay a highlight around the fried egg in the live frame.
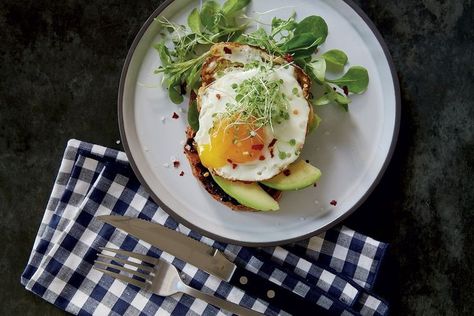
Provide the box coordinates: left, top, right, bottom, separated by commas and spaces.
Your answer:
194, 52, 310, 182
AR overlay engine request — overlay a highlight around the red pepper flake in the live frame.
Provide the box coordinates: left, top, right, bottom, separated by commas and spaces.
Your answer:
251, 144, 264, 151
173, 160, 180, 168
330, 200, 337, 206
259, 155, 265, 161
268, 138, 277, 148
227, 159, 233, 164
270, 148, 274, 158
223, 47, 232, 54
179, 171, 184, 176
172, 112, 179, 119
232, 163, 238, 169
342, 86, 349, 96
283, 169, 291, 176
283, 53, 293, 62
216, 93, 221, 100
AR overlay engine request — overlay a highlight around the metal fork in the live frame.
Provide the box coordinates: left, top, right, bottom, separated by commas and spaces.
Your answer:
94, 247, 262, 316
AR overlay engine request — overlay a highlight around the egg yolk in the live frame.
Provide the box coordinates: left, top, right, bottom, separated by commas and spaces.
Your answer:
198, 118, 266, 169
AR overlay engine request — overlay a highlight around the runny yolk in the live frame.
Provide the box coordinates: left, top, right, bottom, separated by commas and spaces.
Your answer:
198, 118, 266, 169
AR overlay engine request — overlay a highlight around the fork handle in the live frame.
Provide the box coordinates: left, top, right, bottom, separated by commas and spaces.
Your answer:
182, 285, 263, 316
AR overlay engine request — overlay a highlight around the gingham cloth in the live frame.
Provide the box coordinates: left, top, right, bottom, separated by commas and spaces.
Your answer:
21, 140, 389, 315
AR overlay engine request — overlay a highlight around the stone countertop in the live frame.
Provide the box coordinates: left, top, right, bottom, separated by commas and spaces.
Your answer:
0, 0, 472, 315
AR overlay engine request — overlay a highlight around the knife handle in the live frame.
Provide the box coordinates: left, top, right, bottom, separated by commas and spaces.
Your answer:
229, 266, 327, 315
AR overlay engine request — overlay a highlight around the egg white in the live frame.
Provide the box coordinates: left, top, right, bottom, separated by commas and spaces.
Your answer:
194, 63, 310, 182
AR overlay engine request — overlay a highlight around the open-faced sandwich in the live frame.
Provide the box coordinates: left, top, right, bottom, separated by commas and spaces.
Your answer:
184, 43, 321, 211
154, 0, 369, 212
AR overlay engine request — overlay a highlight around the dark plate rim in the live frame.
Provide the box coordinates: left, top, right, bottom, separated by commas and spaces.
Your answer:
118, 0, 401, 247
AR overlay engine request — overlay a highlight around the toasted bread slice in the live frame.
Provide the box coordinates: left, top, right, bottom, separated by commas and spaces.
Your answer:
183, 42, 313, 211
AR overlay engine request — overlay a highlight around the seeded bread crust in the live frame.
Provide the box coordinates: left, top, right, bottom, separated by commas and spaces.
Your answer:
183, 42, 312, 211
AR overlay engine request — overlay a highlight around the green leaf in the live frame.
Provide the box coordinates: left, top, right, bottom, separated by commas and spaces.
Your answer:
200, 0, 220, 33
238, 27, 273, 51
168, 85, 184, 104
280, 33, 322, 53
327, 66, 369, 94
222, 0, 250, 16
186, 63, 202, 91
314, 94, 333, 106
335, 92, 351, 105
322, 49, 348, 71
294, 16, 328, 44
308, 57, 326, 83
187, 100, 200, 131
154, 41, 172, 66
187, 8, 202, 34
271, 16, 297, 34
227, 29, 245, 42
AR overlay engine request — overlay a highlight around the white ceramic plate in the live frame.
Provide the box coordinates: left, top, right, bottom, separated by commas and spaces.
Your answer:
119, 0, 400, 246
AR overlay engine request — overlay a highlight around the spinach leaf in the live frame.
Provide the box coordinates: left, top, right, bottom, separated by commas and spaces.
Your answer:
327, 66, 369, 94
222, 0, 251, 16
168, 84, 184, 104
186, 63, 202, 91
154, 41, 172, 66
279, 33, 322, 53
200, 1, 220, 33
187, 8, 202, 34
187, 100, 200, 131
294, 16, 328, 43
238, 27, 274, 52
322, 49, 347, 71
335, 92, 351, 105
308, 57, 326, 83
314, 83, 351, 111
314, 93, 332, 106
271, 15, 297, 36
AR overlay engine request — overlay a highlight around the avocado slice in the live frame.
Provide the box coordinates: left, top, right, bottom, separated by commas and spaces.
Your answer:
212, 174, 279, 211
261, 160, 321, 191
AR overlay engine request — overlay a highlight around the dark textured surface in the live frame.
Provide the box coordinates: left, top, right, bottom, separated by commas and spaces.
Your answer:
0, 0, 472, 315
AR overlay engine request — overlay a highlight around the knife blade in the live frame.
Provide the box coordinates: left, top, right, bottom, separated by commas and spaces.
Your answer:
97, 215, 235, 281
98, 215, 329, 315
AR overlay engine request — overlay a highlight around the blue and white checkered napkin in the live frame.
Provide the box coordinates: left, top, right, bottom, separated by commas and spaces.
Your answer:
21, 139, 389, 315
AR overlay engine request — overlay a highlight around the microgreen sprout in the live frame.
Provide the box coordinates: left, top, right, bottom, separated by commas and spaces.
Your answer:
221, 65, 291, 137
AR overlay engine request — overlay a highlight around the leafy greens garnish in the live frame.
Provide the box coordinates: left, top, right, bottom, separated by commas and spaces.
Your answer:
154, 0, 251, 103
154, 0, 369, 116
239, 13, 369, 111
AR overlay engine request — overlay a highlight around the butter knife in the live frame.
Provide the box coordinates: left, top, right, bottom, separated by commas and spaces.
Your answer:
97, 215, 327, 315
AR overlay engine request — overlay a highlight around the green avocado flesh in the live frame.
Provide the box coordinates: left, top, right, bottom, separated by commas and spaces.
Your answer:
211, 175, 279, 211
261, 160, 322, 191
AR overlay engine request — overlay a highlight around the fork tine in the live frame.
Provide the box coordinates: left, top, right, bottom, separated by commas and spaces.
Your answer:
100, 247, 159, 266
97, 253, 154, 273
94, 260, 152, 281
93, 266, 149, 289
